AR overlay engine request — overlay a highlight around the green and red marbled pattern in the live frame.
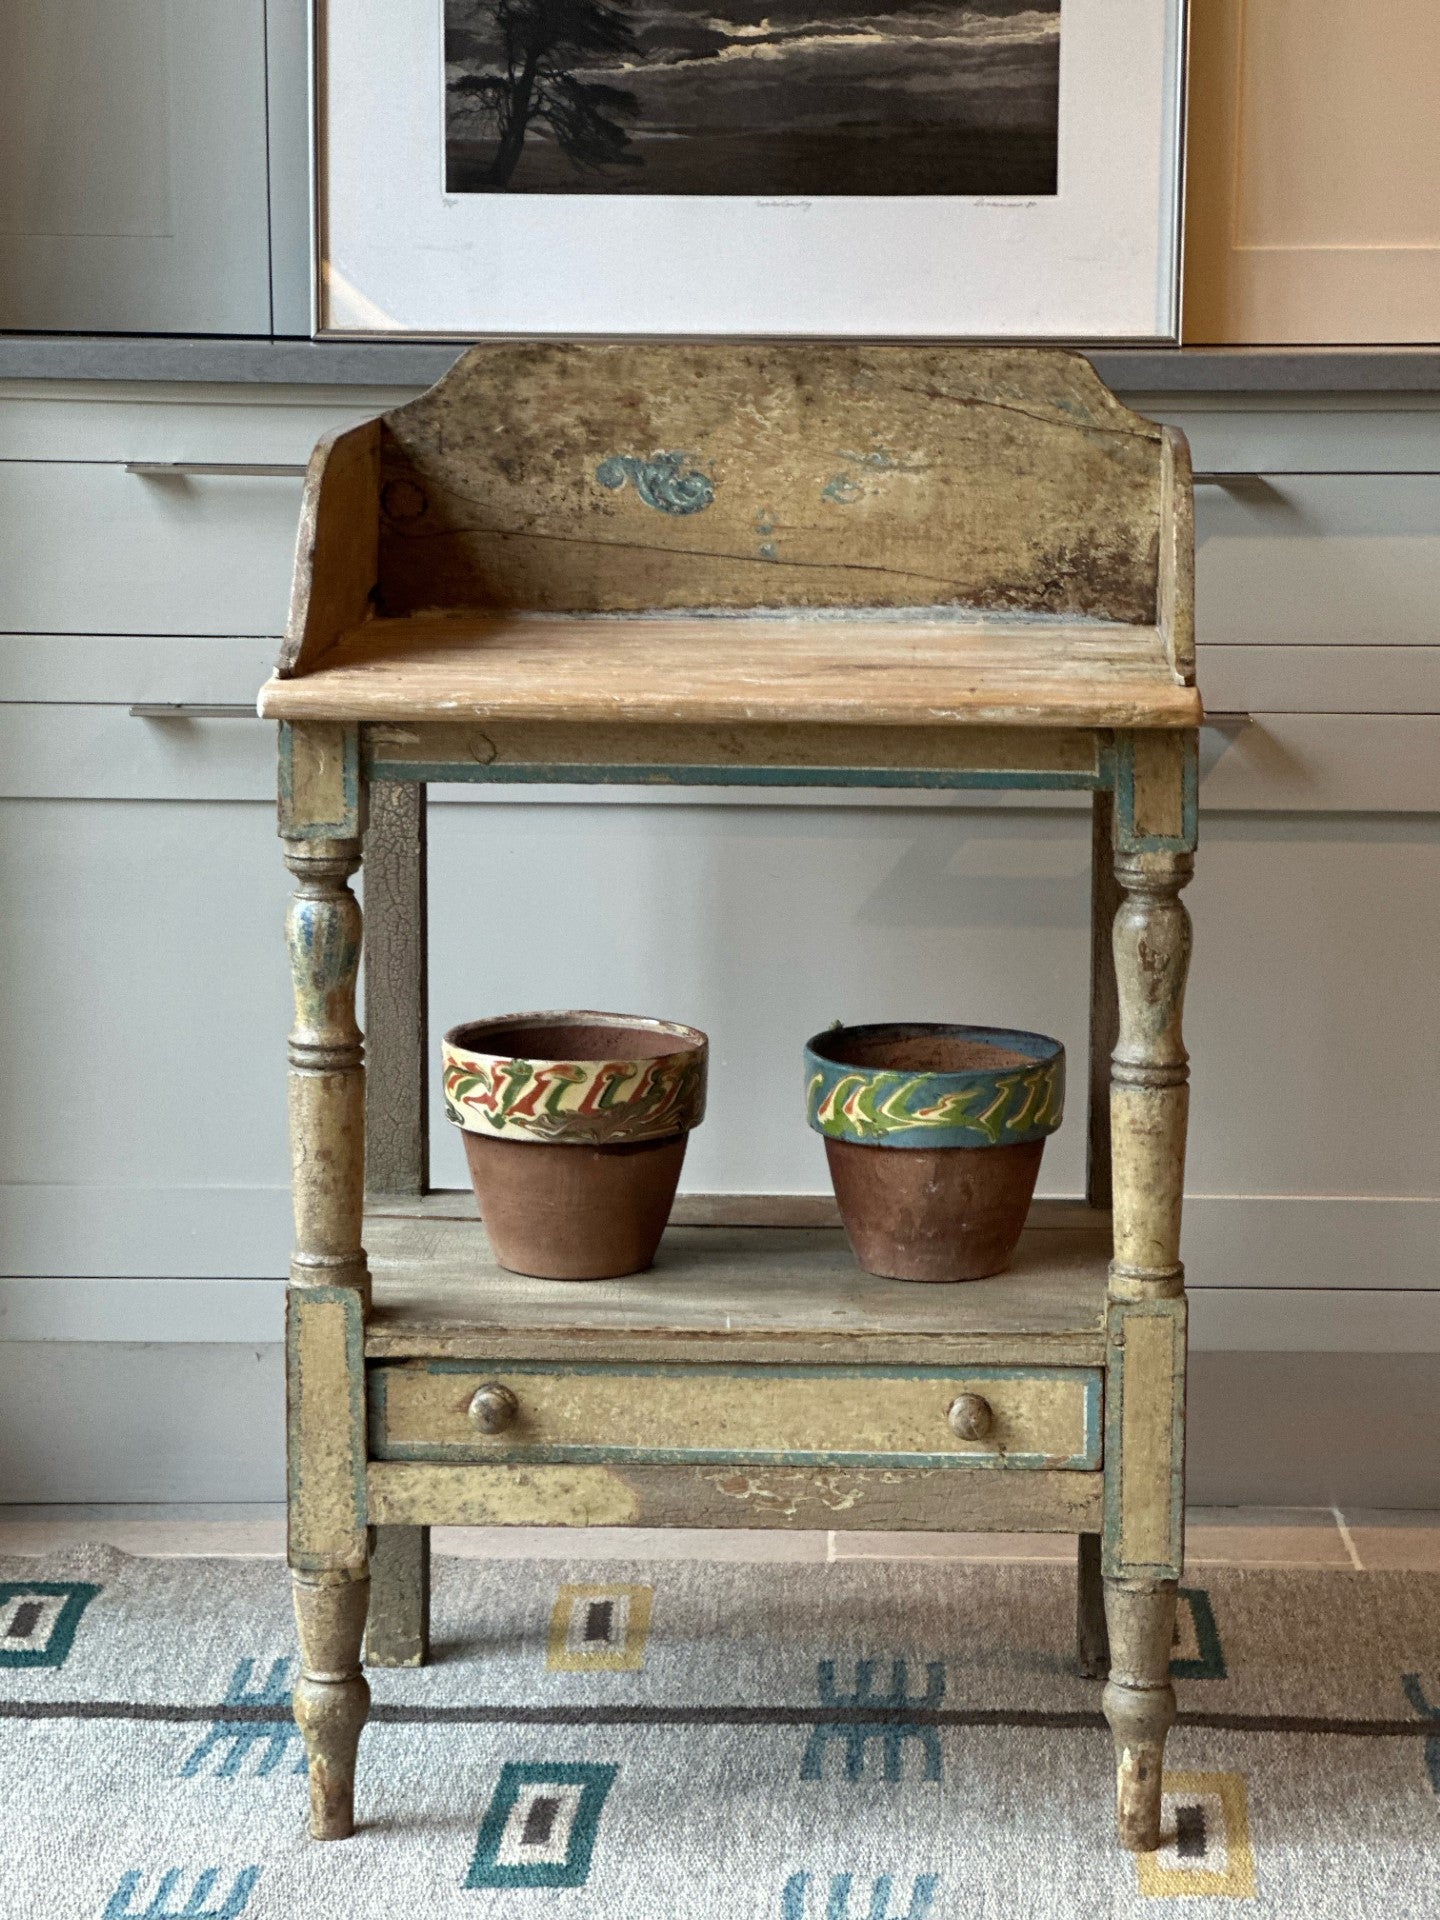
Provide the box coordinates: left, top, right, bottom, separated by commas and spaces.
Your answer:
443, 1013, 707, 1148
805, 1023, 1064, 1150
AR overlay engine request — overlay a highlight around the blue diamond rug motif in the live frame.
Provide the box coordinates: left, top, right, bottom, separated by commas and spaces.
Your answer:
0, 1580, 99, 1669
466, 1761, 617, 1889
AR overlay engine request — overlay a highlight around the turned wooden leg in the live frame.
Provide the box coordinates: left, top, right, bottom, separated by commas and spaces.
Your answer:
1103, 1579, 1177, 1851
284, 831, 369, 1306
1102, 736, 1195, 1852
366, 1525, 431, 1668
1076, 1533, 1109, 1679
281, 727, 373, 1841
294, 1570, 371, 1839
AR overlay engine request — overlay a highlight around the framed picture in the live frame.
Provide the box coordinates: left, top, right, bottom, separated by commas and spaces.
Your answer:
315, 0, 1185, 339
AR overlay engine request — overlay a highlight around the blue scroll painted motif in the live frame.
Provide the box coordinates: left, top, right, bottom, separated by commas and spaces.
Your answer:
595, 453, 715, 515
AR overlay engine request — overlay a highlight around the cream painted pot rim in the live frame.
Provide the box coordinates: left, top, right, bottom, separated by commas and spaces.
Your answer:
441, 1009, 708, 1147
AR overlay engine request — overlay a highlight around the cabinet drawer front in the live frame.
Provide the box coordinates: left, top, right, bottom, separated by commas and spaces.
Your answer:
0, 388, 409, 636
368, 1363, 1103, 1471
0, 461, 302, 636
1195, 475, 1440, 647
0, 389, 414, 463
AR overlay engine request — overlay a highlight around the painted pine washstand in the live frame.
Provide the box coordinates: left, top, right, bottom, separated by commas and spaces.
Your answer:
258, 342, 1201, 1853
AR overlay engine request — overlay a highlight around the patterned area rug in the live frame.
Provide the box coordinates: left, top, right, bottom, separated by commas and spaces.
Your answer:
3, 1545, 1438, 1918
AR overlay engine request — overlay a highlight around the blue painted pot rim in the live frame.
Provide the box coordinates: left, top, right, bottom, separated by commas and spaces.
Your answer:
804, 1022, 1065, 1151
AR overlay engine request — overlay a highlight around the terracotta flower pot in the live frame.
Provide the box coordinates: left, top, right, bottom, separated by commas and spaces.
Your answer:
804, 1022, 1065, 1283
442, 1011, 707, 1280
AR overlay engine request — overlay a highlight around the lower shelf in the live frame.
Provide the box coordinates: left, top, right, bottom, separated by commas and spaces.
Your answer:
362, 1196, 1111, 1368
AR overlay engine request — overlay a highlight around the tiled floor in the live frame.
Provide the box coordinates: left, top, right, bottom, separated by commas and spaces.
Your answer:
1, 1505, 1437, 1569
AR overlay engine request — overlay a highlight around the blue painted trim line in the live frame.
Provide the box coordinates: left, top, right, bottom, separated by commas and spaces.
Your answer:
1102, 1298, 1184, 1579
286, 1286, 367, 1542
278, 721, 362, 838
365, 759, 1105, 791
1113, 731, 1199, 854
370, 1440, 1099, 1470
410, 1361, 1091, 1381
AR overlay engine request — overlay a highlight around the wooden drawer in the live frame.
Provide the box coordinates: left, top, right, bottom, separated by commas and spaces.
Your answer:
367, 1362, 1103, 1471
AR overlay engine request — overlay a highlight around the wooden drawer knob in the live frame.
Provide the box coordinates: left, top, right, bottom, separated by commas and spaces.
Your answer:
947, 1392, 994, 1441
468, 1382, 519, 1434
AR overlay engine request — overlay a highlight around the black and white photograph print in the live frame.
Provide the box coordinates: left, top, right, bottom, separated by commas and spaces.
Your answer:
444, 0, 1060, 196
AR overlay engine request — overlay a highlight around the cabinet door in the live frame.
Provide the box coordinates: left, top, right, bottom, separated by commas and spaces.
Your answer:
0, 0, 271, 334
0, 708, 290, 1279
1184, 0, 1440, 342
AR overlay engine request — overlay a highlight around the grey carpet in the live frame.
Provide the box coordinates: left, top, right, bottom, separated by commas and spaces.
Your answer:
3, 1545, 1438, 1916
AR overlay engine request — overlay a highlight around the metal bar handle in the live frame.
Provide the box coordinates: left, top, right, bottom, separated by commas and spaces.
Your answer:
125, 460, 308, 478
129, 703, 260, 719
1194, 469, 1440, 483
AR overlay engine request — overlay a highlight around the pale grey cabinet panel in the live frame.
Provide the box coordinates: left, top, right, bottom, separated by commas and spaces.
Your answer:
0, 462, 303, 635
1199, 645, 1440, 714
0, 791, 293, 1277
0, 635, 276, 705
0, 391, 413, 641
1198, 651, 1440, 808
426, 800, 1097, 1205
1147, 402, 1440, 651
1193, 475, 1440, 647
0, 388, 414, 462
1184, 812, 1440, 1200
0, 1342, 285, 1501
0, 0, 272, 334
0, 703, 275, 799
1201, 716, 1440, 811
1154, 401, 1440, 476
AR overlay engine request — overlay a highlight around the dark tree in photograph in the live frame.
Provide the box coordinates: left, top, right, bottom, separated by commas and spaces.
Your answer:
450, 0, 643, 187
445, 0, 1061, 196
